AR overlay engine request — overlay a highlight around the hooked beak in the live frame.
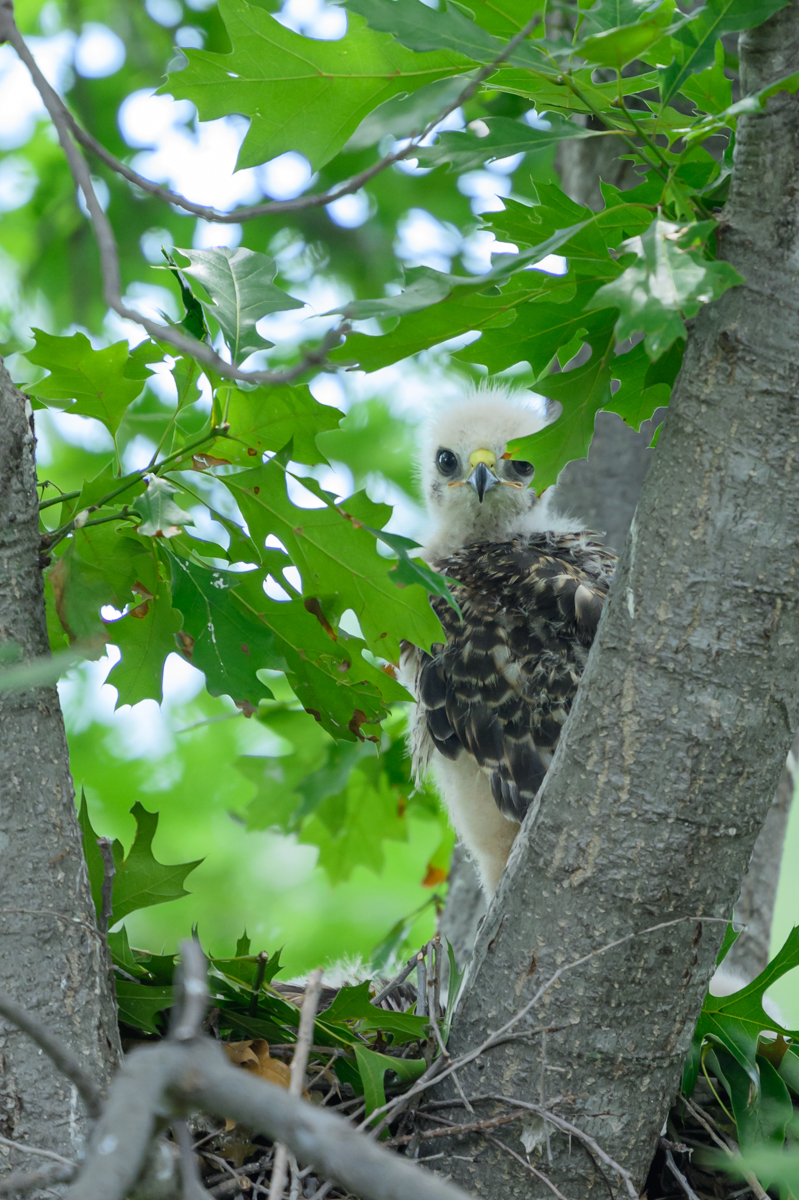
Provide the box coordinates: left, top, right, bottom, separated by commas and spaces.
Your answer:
468, 449, 499, 503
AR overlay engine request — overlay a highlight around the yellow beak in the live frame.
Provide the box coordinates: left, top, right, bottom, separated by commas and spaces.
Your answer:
467, 449, 498, 503
468, 448, 497, 471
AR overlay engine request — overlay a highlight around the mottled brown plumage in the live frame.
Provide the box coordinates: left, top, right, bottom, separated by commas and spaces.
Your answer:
410, 532, 616, 824
401, 386, 617, 895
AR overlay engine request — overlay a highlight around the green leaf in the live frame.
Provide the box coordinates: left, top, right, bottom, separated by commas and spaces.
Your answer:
111, 801, 203, 923
346, 75, 471, 150
164, 0, 470, 171
490, 64, 660, 115
586, 217, 744, 360
224, 459, 443, 659
416, 114, 589, 172
367, 528, 461, 618
604, 339, 673, 429
354, 1044, 427, 1117
230, 572, 392, 740
114, 979, 173, 1035
300, 764, 407, 882
683, 925, 799, 1098
26, 329, 143, 435
49, 528, 148, 648
709, 1047, 794, 1150
131, 477, 193, 538
169, 555, 278, 709
324, 980, 428, 1043
660, 0, 789, 106
224, 383, 342, 466
715, 920, 741, 966
577, 0, 675, 69
677, 36, 731, 114
175, 247, 303, 364
509, 316, 617, 493
346, 0, 542, 69
105, 581, 184, 706
327, 269, 451, 320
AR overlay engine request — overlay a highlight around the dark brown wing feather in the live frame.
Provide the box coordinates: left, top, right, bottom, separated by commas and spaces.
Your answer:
413, 532, 616, 822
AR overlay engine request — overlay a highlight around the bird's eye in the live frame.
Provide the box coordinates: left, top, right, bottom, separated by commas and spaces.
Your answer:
436, 448, 458, 476
509, 459, 534, 478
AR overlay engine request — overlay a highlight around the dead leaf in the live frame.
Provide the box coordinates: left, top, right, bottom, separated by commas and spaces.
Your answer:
422, 864, 447, 888
223, 1040, 292, 1089
192, 454, 232, 471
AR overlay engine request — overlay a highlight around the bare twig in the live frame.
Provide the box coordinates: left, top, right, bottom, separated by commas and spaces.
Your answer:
664, 1148, 702, 1200
175, 1119, 212, 1200
372, 953, 421, 1007
416, 946, 429, 1018
0, 990, 102, 1118
97, 836, 116, 939
171, 939, 210, 1041
0, 1133, 75, 1167
269, 968, 324, 1200
0, 1163, 76, 1195
485, 1135, 571, 1200
387, 1110, 524, 1146
485, 1095, 638, 1200
682, 1097, 768, 1200
56, 12, 544, 225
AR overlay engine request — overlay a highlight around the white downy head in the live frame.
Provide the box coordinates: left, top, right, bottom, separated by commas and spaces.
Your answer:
418, 383, 575, 560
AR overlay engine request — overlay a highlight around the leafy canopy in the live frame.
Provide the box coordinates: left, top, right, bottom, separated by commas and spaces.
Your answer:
7, 0, 792, 926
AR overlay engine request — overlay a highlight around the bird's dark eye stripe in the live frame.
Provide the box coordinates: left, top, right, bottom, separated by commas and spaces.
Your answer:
510, 459, 534, 475
437, 448, 458, 476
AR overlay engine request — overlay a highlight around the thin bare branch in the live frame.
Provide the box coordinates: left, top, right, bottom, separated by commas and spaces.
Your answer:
269, 967, 324, 1200
387, 1110, 524, 1146
0, 989, 103, 1118
664, 1148, 702, 1200
485, 1135, 571, 1200
175, 1119, 212, 1200
58, 12, 544, 225
170, 939, 210, 1041
0, 1133, 75, 1167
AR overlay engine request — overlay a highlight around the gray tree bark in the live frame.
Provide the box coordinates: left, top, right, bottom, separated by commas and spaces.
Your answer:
0, 360, 120, 1179
434, 6, 799, 1196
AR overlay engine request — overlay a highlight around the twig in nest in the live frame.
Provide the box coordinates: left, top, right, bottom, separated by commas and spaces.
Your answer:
682, 1096, 768, 1200
484, 1134, 570, 1200
372, 954, 421, 1006
664, 1148, 702, 1200
175, 1119, 211, 1199
0, 1133, 75, 1167
387, 1111, 524, 1146
269, 967, 324, 1200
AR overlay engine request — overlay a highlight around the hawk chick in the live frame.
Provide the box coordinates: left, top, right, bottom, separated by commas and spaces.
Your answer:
401, 386, 616, 897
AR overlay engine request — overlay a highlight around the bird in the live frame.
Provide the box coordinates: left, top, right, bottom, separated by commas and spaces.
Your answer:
399, 384, 617, 897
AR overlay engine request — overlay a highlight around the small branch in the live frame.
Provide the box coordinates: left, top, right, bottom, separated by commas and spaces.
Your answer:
682, 1097, 768, 1200
175, 1119, 212, 1200
0, 990, 103, 1118
372, 953, 421, 1006
65, 1039, 474, 1200
664, 1148, 702, 1200
96, 836, 115, 939
0, 1133, 76, 1167
57, 12, 543, 225
269, 967, 324, 1200
170, 939, 210, 1041
0, 1163, 76, 1195
484, 1135, 570, 1200
387, 1111, 524, 1146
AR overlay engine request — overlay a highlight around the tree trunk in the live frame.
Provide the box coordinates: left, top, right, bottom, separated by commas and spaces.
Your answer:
0, 360, 120, 1175
433, 7, 799, 1196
